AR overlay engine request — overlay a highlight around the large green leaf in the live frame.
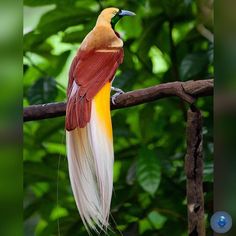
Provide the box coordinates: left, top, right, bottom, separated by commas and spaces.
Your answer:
136, 15, 165, 71
24, 7, 94, 51
180, 52, 209, 80
148, 211, 167, 229
27, 77, 58, 104
23, 51, 70, 88
137, 147, 161, 196
37, 7, 93, 34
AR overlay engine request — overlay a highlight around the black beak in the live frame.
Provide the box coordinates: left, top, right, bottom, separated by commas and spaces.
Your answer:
119, 10, 136, 17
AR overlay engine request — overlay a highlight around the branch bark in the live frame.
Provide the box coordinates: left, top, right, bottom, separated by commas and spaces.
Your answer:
185, 105, 205, 236
24, 79, 213, 122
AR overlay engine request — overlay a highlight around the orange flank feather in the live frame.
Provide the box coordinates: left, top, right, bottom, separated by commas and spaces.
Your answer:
65, 7, 135, 233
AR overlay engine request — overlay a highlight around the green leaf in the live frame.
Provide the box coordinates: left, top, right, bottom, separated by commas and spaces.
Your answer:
50, 205, 69, 220
180, 52, 208, 80
139, 218, 152, 234
136, 16, 165, 71
24, 7, 94, 50
37, 7, 93, 33
42, 142, 66, 156
148, 211, 167, 229
30, 182, 50, 197
27, 77, 58, 104
139, 104, 157, 143
137, 147, 161, 196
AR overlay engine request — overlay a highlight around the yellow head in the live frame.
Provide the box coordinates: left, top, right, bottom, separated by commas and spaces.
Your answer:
96, 7, 135, 28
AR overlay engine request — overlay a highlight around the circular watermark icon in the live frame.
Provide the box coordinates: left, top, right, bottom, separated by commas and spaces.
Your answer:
210, 211, 232, 234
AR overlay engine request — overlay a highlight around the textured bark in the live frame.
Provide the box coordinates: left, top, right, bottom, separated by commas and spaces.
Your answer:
185, 105, 205, 236
24, 79, 213, 122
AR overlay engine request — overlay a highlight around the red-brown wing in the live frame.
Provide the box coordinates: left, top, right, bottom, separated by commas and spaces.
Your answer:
67, 55, 79, 97
66, 48, 123, 131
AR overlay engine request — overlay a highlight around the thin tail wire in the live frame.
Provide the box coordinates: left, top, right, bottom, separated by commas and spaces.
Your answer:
56, 132, 66, 236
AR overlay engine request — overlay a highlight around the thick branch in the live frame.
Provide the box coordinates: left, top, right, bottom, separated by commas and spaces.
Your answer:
185, 106, 205, 236
24, 79, 213, 122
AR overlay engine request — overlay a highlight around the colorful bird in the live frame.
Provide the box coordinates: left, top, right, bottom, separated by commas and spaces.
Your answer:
65, 7, 135, 233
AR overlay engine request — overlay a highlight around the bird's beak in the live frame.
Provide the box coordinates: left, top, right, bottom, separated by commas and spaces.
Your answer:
119, 10, 136, 17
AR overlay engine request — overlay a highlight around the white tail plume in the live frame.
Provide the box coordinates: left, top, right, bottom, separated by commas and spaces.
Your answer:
66, 86, 114, 233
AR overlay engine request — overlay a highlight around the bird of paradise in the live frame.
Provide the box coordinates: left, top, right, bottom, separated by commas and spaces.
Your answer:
65, 7, 135, 233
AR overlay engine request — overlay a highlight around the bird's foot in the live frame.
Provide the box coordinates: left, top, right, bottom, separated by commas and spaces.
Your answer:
111, 87, 124, 105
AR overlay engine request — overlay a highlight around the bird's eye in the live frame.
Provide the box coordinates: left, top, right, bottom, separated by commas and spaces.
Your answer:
113, 11, 117, 15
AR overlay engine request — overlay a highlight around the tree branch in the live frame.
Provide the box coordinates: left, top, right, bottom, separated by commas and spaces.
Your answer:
23, 79, 213, 122
185, 105, 205, 236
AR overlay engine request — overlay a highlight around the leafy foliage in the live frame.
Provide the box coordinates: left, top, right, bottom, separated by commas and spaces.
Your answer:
137, 147, 161, 196
23, 0, 213, 235
27, 77, 58, 104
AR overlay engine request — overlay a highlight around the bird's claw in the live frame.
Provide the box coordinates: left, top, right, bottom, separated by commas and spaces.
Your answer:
111, 87, 124, 105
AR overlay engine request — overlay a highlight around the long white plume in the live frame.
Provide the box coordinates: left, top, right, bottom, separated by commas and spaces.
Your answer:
66, 98, 114, 232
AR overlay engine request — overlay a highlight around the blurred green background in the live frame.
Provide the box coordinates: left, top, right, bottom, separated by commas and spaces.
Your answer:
23, 0, 213, 235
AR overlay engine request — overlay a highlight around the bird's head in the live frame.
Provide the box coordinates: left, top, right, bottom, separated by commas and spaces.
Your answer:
96, 7, 135, 28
